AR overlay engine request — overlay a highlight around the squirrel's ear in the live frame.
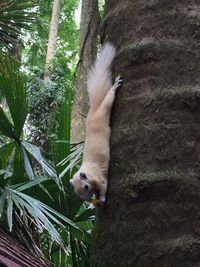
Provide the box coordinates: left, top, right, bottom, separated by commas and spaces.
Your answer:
80, 172, 88, 180
69, 179, 73, 185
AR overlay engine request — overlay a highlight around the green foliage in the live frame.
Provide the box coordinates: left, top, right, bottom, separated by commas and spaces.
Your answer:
27, 77, 65, 148
48, 89, 94, 267
0, 1, 95, 266
23, 0, 79, 73
0, 0, 37, 51
0, 52, 94, 267
22, 0, 79, 152
0, 54, 28, 138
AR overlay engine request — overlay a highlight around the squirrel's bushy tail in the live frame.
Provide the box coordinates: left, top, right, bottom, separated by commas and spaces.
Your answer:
87, 43, 116, 110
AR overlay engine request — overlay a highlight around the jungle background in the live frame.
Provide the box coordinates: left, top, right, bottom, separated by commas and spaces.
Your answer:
0, 0, 95, 266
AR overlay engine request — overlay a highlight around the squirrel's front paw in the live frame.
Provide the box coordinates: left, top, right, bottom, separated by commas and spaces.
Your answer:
91, 199, 101, 207
115, 75, 123, 88
91, 196, 106, 207
91, 199, 104, 207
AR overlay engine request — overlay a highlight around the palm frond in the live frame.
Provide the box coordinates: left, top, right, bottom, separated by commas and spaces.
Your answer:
54, 90, 72, 182
0, 141, 15, 168
21, 141, 57, 179
10, 176, 49, 191
58, 143, 83, 179
21, 144, 34, 180
0, 107, 16, 139
0, 54, 28, 139
1, 182, 85, 251
0, 0, 37, 50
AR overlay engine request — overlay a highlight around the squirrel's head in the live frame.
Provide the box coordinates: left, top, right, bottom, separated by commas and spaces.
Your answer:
70, 171, 96, 201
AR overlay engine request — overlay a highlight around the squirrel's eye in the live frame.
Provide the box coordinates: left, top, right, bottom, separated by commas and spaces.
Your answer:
84, 184, 89, 191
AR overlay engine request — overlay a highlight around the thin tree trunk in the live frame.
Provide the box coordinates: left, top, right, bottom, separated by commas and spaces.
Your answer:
71, 0, 100, 143
44, 0, 61, 82
91, 0, 200, 266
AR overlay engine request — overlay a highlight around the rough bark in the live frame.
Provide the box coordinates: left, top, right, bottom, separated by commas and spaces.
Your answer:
71, 0, 100, 143
44, 0, 61, 82
91, 0, 200, 266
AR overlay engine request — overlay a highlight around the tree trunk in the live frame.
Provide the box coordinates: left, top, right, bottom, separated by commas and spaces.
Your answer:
71, 0, 100, 143
44, 0, 61, 82
91, 1, 200, 266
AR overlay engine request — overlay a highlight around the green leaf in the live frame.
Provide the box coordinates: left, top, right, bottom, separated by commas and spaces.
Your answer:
54, 90, 72, 181
12, 189, 76, 229
58, 144, 83, 179
6, 187, 64, 245
74, 207, 95, 222
13, 143, 25, 184
21, 144, 34, 180
0, 54, 28, 138
70, 225, 91, 245
7, 193, 13, 231
21, 141, 57, 179
4, 187, 90, 253
0, 189, 7, 217
0, 106, 16, 139
0, 1, 37, 50
11, 177, 49, 192
0, 141, 15, 168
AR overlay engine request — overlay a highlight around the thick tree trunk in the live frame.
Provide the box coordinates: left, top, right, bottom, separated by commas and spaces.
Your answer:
44, 0, 61, 82
91, 0, 200, 266
71, 0, 100, 143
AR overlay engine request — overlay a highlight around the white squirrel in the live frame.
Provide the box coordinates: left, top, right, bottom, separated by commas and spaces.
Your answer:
70, 43, 122, 205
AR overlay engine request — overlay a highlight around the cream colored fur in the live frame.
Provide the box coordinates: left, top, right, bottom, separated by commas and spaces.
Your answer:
70, 43, 122, 204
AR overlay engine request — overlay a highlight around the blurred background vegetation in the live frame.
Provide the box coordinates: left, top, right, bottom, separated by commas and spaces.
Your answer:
0, 0, 96, 266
